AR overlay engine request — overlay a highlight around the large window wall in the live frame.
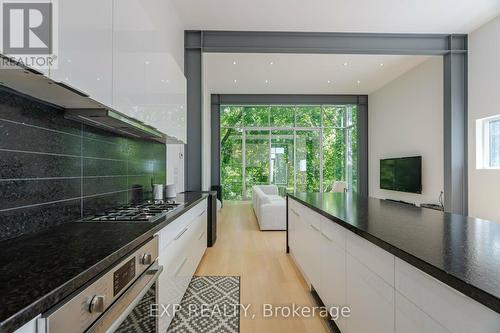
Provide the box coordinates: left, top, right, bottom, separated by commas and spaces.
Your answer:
220, 104, 357, 200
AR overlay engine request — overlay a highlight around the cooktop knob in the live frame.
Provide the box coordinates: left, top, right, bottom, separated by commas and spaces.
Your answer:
89, 295, 105, 313
141, 253, 152, 265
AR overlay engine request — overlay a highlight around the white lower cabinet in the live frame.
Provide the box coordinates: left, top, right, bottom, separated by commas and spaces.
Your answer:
345, 253, 395, 333
395, 292, 449, 333
303, 208, 322, 290
12, 315, 39, 333
395, 258, 500, 333
157, 201, 207, 332
319, 216, 347, 331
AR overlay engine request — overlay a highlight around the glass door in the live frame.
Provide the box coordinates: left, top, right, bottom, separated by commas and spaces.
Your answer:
271, 130, 294, 196
244, 130, 270, 199
295, 130, 321, 192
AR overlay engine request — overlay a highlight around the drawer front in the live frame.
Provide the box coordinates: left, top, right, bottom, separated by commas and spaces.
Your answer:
346, 231, 394, 286
346, 253, 395, 333
158, 200, 207, 250
395, 292, 450, 333
395, 258, 500, 333
320, 216, 346, 250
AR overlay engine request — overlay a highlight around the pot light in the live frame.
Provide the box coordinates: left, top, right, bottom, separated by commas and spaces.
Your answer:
233, 61, 237, 65
379, 63, 384, 67
327, 80, 332, 84
357, 80, 361, 84
343, 62, 348, 66
233, 79, 238, 83
269, 61, 274, 65
145, 60, 150, 65
265, 79, 270, 84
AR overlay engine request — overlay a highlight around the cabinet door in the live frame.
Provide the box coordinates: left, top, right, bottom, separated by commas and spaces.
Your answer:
288, 200, 306, 274
288, 202, 299, 257
51, 0, 112, 106
112, 0, 147, 120
302, 207, 322, 290
319, 218, 347, 331
395, 292, 449, 333
345, 253, 395, 333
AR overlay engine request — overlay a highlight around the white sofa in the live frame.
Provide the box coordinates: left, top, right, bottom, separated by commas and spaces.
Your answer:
251, 185, 286, 230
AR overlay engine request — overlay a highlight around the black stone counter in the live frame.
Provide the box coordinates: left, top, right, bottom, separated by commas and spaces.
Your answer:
287, 192, 500, 314
0, 192, 208, 333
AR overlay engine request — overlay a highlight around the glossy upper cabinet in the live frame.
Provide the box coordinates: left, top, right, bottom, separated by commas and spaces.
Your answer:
113, 0, 187, 143
112, 0, 147, 121
51, 0, 113, 106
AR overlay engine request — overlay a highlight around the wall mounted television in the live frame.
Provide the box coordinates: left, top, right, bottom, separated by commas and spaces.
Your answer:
380, 156, 422, 194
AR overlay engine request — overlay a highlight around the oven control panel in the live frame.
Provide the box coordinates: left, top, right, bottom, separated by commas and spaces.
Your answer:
113, 258, 136, 296
37, 236, 158, 333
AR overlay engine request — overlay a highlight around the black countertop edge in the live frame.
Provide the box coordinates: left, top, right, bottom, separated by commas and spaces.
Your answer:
0, 193, 209, 333
286, 193, 500, 315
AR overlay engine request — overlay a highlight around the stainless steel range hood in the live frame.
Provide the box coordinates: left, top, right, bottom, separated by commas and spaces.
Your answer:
0, 54, 177, 144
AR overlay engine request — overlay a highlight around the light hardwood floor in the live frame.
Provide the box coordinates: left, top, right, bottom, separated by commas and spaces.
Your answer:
195, 201, 328, 333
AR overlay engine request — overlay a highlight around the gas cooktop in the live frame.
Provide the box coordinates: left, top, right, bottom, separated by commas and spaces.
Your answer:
81, 200, 184, 223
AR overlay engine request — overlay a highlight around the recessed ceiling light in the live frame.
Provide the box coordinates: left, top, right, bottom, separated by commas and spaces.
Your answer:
269, 61, 274, 65
145, 60, 150, 65
96, 77, 101, 81
379, 63, 384, 67
233, 61, 237, 65
233, 79, 238, 83
327, 80, 332, 84
265, 79, 270, 84
357, 80, 361, 84
343, 62, 348, 66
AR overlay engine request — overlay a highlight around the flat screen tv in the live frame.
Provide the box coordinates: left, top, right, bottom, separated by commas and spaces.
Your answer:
380, 156, 422, 194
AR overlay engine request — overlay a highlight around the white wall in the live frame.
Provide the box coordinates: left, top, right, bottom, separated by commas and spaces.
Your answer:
368, 57, 443, 205
167, 144, 185, 192
468, 15, 500, 222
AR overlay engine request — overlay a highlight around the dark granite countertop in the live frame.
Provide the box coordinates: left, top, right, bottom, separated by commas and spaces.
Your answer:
0, 192, 208, 333
288, 192, 500, 314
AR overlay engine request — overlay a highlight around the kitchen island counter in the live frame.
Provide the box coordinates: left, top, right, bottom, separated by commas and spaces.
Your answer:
288, 192, 500, 315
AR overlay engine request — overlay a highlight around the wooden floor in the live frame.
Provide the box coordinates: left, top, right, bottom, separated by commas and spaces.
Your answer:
195, 201, 328, 333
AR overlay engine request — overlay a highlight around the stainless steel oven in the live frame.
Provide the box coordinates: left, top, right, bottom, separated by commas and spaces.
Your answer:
38, 236, 162, 333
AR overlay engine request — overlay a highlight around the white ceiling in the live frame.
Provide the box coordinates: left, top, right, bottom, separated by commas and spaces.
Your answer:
204, 53, 433, 95
172, 0, 500, 33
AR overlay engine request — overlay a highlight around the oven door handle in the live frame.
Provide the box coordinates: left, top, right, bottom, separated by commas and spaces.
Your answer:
86, 263, 164, 333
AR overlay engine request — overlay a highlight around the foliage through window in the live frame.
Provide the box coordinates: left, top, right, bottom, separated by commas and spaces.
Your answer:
220, 104, 358, 200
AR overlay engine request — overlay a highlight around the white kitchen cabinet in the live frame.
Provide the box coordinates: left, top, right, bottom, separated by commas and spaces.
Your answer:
112, 0, 147, 121
288, 199, 307, 277
319, 217, 347, 331
157, 200, 207, 332
112, 0, 187, 142
51, 0, 113, 106
346, 230, 395, 286
301, 207, 322, 290
345, 253, 395, 333
395, 292, 450, 333
395, 258, 500, 333
12, 315, 39, 333
288, 200, 299, 259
